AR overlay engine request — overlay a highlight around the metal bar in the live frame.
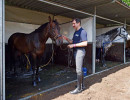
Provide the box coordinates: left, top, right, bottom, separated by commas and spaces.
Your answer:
0, 3, 2, 100
124, 18, 126, 63
124, 38, 126, 63
0, 0, 5, 100
5, 20, 42, 26
38, 0, 94, 17
52, 40, 54, 64
96, 15, 124, 25
2, 0, 5, 99
92, 6, 96, 74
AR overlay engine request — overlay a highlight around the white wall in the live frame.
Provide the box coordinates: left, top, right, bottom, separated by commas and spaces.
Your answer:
96, 26, 124, 42
60, 17, 93, 43
5, 17, 93, 44
5, 21, 53, 43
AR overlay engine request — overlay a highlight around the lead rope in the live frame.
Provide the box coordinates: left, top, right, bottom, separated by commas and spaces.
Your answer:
24, 44, 55, 70
39, 48, 54, 68
68, 48, 73, 67
24, 44, 73, 69
60, 45, 73, 68
40, 40, 55, 68
24, 54, 31, 70
60, 44, 68, 50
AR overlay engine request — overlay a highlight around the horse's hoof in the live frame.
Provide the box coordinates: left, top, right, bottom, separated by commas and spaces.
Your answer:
33, 81, 37, 86
37, 77, 41, 82
96, 59, 100, 63
103, 64, 106, 67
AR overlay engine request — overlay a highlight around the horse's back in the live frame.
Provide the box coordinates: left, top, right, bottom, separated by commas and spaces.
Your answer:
8, 32, 30, 53
8, 32, 26, 44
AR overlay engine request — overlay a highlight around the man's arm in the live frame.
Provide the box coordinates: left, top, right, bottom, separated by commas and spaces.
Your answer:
68, 29, 88, 48
74, 41, 88, 47
62, 35, 73, 44
67, 41, 87, 48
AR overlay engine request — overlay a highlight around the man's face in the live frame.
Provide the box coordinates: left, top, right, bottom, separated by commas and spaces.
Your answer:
72, 20, 80, 30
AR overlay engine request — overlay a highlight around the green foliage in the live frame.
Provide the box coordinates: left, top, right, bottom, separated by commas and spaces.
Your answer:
122, 0, 130, 6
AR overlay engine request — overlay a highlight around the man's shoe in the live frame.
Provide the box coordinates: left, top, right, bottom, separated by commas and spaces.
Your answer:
70, 88, 82, 94
81, 85, 86, 91
70, 74, 83, 94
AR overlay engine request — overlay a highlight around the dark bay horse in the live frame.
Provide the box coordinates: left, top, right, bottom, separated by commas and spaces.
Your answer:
96, 27, 128, 67
8, 16, 63, 86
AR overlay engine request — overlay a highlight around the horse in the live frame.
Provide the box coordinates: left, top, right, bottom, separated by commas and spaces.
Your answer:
96, 27, 128, 67
8, 16, 63, 86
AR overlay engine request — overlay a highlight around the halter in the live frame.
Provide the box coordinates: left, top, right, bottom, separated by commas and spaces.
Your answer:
53, 34, 62, 40
118, 27, 128, 39
48, 22, 62, 40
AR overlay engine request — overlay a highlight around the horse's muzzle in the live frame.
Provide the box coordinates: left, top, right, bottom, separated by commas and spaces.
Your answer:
55, 35, 63, 46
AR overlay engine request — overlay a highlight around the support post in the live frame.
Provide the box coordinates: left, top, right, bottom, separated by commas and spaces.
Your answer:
52, 40, 54, 65
92, 7, 96, 74
124, 18, 126, 63
0, 0, 5, 100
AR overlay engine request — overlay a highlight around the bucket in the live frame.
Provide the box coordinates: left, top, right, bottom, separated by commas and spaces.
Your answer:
82, 67, 87, 76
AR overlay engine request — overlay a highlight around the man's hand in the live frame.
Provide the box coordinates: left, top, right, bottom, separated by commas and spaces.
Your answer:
62, 35, 73, 44
67, 44, 74, 48
62, 35, 68, 40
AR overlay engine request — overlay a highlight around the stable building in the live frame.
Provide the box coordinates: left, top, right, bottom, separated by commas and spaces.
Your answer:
0, 0, 130, 99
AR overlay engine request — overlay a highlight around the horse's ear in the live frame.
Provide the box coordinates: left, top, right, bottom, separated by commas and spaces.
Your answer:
48, 16, 52, 23
48, 16, 53, 27
55, 19, 57, 22
123, 26, 126, 30
55, 19, 58, 23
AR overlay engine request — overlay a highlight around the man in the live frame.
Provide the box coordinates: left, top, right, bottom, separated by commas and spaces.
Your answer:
62, 18, 88, 94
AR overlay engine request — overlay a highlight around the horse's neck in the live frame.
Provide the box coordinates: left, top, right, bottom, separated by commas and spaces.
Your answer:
38, 31, 49, 44
109, 31, 119, 41
29, 30, 49, 44
38, 23, 50, 44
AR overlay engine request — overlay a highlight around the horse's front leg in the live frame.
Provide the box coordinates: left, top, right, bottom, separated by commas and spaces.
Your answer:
36, 65, 41, 82
102, 48, 106, 67
36, 57, 41, 82
32, 54, 37, 86
102, 54, 106, 67
32, 67, 37, 86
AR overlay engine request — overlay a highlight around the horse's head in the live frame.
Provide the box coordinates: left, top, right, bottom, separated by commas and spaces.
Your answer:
48, 16, 63, 46
118, 27, 128, 40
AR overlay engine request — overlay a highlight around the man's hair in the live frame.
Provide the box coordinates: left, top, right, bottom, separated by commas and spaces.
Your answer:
72, 18, 81, 24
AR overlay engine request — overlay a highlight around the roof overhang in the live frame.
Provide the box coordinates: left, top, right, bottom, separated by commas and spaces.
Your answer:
5, 0, 130, 26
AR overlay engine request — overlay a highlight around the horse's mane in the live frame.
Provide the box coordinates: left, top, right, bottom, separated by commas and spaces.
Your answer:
32, 20, 59, 33
104, 28, 118, 35
53, 20, 59, 26
33, 22, 48, 33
